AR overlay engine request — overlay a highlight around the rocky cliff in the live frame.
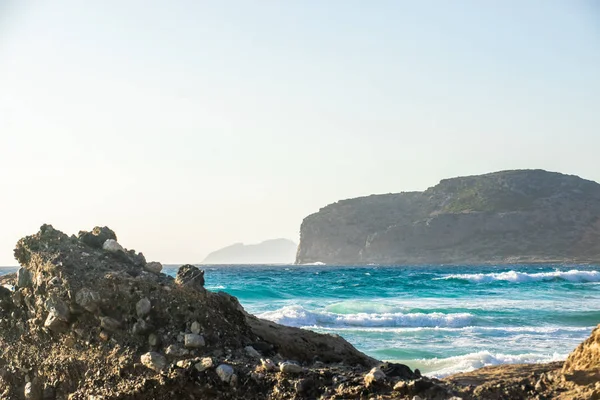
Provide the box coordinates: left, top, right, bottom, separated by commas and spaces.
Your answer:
296, 170, 600, 265
203, 239, 297, 264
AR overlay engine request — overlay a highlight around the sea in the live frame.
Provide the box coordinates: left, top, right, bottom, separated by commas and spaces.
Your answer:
2, 264, 599, 378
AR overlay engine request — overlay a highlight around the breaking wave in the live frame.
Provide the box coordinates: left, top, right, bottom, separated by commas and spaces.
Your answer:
437, 269, 600, 283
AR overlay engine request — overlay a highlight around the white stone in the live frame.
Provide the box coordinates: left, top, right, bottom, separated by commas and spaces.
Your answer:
216, 364, 235, 383
261, 358, 277, 372
102, 239, 124, 253
184, 333, 205, 348
279, 361, 303, 375
141, 352, 167, 372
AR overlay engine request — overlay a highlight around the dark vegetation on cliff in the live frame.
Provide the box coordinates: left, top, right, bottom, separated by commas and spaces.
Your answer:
296, 170, 600, 265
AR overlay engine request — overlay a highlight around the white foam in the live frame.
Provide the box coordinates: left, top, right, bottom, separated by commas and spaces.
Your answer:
257, 305, 473, 328
407, 351, 568, 378
438, 269, 600, 283
308, 325, 594, 335
206, 285, 226, 290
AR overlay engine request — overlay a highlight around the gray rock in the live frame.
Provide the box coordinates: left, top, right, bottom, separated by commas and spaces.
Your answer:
75, 288, 101, 313
17, 268, 33, 288
44, 297, 70, 322
103, 239, 124, 253
245, 345, 261, 358
194, 357, 214, 372
132, 319, 149, 335
216, 364, 234, 383
100, 316, 121, 331
190, 321, 201, 335
144, 262, 162, 274
279, 361, 303, 375
364, 367, 385, 388
135, 298, 151, 318
184, 333, 205, 348
148, 333, 160, 347
44, 313, 68, 333
140, 352, 167, 372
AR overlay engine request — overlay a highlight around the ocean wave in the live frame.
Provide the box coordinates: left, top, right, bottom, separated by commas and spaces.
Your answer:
205, 285, 226, 290
308, 325, 594, 335
257, 305, 473, 328
407, 351, 567, 378
437, 269, 600, 283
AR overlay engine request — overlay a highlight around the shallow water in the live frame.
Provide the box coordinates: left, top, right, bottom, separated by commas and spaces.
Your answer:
3, 263, 598, 377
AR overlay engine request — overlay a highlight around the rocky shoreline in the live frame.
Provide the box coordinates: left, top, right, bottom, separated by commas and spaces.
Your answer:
0, 225, 598, 399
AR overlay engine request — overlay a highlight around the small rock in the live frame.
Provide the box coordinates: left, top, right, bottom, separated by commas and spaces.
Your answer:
184, 333, 205, 348
165, 344, 188, 357
148, 333, 160, 347
140, 352, 167, 372
230, 374, 238, 386
75, 288, 101, 313
103, 239, 124, 253
364, 367, 386, 388
44, 313, 68, 333
100, 316, 121, 331
45, 297, 70, 321
144, 262, 162, 274
279, 361, 303, 375
216, 364, 235, 383
132, 319, 149, 335
17, 268, 33, 288
412, 396, 423, 400
190, 321, 201, 335
535, 379, 545, 392
194, 357, 214, 372
295, 378, 314, 394
261, 358, 277, 372
245, 345, 261, 358
136, 298, 152, 318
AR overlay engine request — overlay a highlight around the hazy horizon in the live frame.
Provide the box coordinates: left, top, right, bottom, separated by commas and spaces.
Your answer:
1, 1, 599, 265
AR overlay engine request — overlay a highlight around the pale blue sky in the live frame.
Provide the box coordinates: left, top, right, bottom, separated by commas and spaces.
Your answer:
1, 1, 599, 265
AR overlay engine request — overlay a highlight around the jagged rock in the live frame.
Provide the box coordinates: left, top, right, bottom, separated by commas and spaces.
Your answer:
102, 239, 124, 253
184, 333, 205, 348
78, 226, 117, 249
44, 312, 68, 333
135, 298, 151, 317
165, 344, 189, 357
279, 361, 303, 375
17, 268, 33, 288
195, 357, 213, 372
44, 297, 70, 322
245, 345, 260, 358
75, 288, 101, 313
175, 264, 205, 290
141, 352, 167, 372
216, 364, 235, 383
190, 321, 201, 335
563, 323, 600, 375
100, 316, 121, 331
144, 262, 162, 274
364, 367, 386, 388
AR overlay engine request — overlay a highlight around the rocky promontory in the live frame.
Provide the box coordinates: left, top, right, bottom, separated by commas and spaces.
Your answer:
296, 170, 600, 265
0, 224, 599, 399
202, 239, 297, 265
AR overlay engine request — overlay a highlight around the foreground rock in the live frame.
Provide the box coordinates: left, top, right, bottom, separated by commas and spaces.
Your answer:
1, 224, 598, 399
297, 169, 600, 264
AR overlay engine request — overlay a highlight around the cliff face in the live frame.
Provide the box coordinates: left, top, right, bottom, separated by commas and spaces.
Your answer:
296, 170, 600, 265
202, 239, 297, 264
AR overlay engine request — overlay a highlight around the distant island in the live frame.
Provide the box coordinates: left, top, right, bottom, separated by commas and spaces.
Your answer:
202, 239, 297, 264
296, 169, 600, 265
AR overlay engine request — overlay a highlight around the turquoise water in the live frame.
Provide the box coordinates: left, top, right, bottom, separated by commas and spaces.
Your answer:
182, 264, 600, 377
3, 264, 599, 377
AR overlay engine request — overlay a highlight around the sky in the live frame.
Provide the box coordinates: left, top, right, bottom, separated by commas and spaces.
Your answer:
0, 1, 599, 265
